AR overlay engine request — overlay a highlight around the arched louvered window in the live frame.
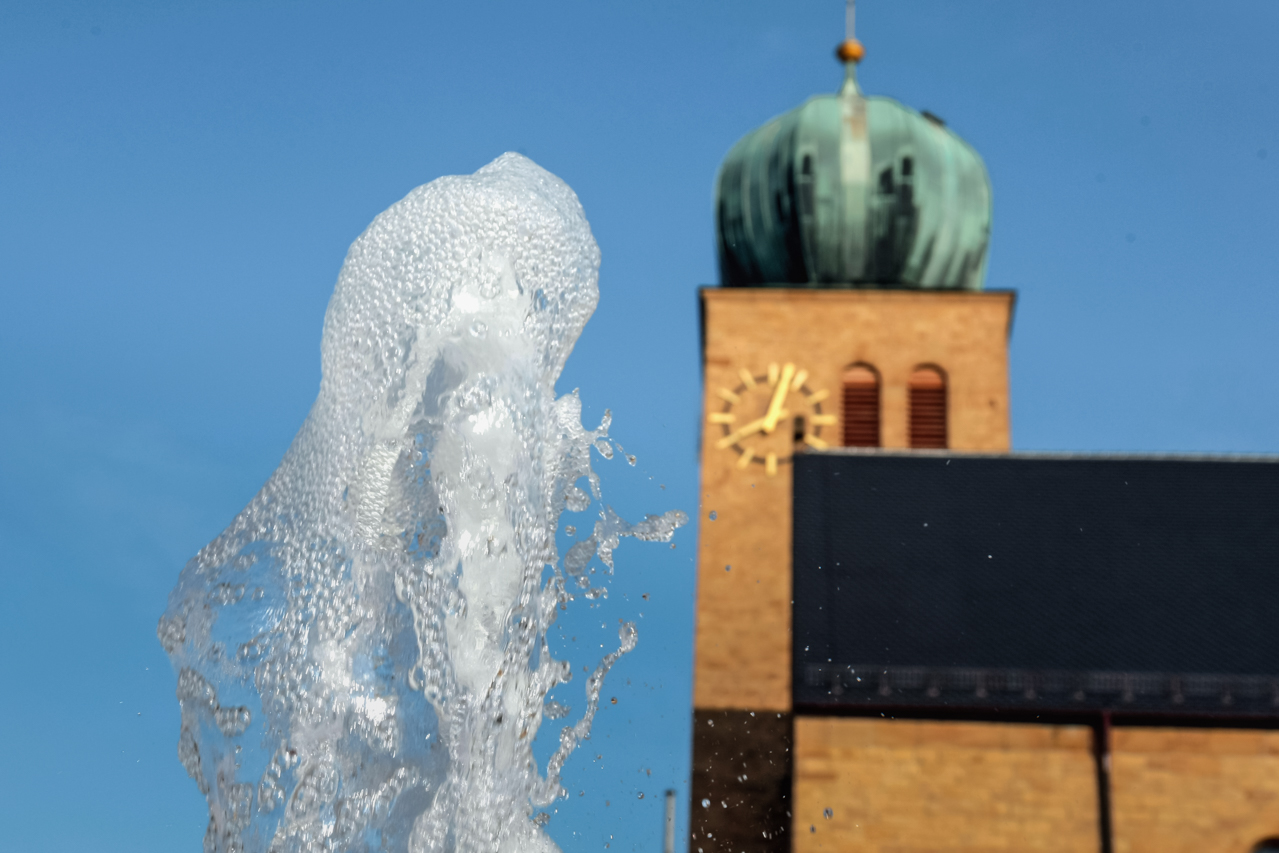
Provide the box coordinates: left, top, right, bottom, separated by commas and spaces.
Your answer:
909, 366, 947, 449
842, 364, 881, 447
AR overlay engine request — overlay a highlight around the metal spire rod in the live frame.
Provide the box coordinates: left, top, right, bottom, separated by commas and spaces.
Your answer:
835, 0, 864, 66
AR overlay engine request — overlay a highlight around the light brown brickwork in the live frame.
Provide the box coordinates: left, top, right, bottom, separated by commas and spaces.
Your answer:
1112, 727, 1279, 853
792, 717, 1100, 853
693, 288, 1014, 711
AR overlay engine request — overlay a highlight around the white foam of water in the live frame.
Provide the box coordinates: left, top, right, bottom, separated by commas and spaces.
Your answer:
158, 154, 686, 852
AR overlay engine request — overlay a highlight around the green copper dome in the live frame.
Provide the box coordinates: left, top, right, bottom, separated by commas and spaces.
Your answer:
715, 54, 992, 290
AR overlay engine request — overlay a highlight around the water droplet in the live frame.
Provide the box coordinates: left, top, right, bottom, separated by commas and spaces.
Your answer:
708, 511, 717, 520
725, 565, 731, 572
637, 792, 644, 799
701, 798, 710, 808
824, 808, 833, 819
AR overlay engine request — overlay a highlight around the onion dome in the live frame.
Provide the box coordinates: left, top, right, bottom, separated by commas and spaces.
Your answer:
715, 38, 992, 290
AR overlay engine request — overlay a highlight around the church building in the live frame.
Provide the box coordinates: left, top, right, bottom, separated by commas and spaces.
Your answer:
689, 31, 1279, 853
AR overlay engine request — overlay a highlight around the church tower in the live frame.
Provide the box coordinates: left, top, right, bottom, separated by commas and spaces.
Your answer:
690, 28, 1014, 851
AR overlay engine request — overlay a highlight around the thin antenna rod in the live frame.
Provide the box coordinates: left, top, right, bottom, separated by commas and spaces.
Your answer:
846, 0, 856, 41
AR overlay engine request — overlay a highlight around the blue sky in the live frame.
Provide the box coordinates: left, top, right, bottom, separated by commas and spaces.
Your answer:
1, 1, 1277, 851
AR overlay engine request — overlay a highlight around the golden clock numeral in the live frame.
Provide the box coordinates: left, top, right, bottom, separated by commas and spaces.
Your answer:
804, 434, 830, 449
765, 453, 778, 476
707, 413, 736, 424
736, 448, 755, 469
808, 389, 830, 404
767, 363, 780, 387
791, 369, 809, 391
717, 388, 740, 404
738, 369, 756, 389
811, 414, 838, 426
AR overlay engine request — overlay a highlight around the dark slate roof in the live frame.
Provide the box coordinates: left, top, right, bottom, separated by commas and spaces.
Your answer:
792, 451, 1279, 719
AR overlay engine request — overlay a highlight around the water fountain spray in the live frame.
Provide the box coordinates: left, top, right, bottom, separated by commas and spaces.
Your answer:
159, 154, 685, 853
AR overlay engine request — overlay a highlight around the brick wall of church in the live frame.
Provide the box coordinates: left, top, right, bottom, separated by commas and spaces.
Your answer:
1112, 727, 1279, 853
791, 717, 1100, 853
693, 288, 1015, 713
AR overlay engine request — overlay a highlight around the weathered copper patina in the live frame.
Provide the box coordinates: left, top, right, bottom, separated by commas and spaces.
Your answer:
715, 48, 992, 290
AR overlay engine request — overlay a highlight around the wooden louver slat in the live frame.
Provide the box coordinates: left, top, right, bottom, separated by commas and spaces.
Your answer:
909, 366, 947, 449
842, 365, 880, 448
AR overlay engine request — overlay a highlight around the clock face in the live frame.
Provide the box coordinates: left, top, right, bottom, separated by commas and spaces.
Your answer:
707, 362, 836, 475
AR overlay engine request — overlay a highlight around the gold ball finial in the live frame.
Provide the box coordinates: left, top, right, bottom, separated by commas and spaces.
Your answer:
836, 38, 865, 64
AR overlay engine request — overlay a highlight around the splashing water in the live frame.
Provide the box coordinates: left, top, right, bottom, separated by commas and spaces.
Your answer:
158, 154, 686, 852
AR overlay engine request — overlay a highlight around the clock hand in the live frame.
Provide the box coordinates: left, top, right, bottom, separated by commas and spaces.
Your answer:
762, 363, 796, 433
715, 410, 789, 450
